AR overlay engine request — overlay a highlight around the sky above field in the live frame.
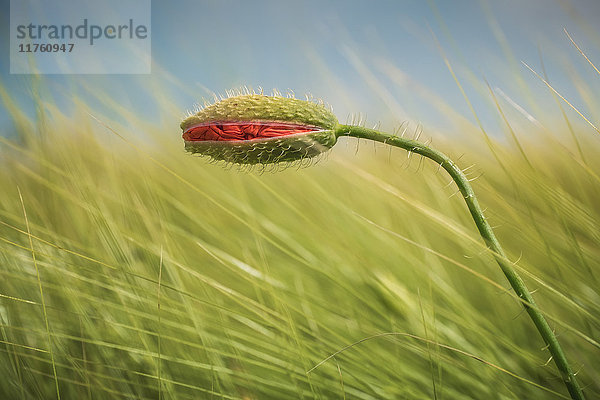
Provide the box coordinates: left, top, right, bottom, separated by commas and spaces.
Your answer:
1, 0, 600, 137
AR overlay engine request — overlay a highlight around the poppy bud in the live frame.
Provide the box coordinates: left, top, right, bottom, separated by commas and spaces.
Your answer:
181, 94, 338, 165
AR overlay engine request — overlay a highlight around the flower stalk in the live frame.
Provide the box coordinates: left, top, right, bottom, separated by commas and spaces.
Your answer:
334, 124, 585, 400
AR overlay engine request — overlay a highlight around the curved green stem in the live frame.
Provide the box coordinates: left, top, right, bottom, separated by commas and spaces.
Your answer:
334, 124, 584, 400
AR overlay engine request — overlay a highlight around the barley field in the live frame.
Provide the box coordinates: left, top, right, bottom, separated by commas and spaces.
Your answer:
1, 2, 599, 399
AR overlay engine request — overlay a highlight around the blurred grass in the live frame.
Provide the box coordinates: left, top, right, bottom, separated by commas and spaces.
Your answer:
1, 60, 600, 400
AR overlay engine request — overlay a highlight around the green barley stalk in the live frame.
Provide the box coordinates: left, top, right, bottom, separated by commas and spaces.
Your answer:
181, 92, 585, 400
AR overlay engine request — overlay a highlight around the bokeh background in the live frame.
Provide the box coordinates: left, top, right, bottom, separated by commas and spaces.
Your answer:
1, 1, 599, 399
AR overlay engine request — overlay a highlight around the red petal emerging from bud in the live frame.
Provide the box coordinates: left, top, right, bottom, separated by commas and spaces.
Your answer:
183, 122, 320, 142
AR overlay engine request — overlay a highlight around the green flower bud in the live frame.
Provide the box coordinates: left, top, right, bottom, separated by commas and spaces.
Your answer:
181, 94, 339, 165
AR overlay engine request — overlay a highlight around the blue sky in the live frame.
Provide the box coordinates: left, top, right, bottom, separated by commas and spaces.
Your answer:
2, 0, 600, 137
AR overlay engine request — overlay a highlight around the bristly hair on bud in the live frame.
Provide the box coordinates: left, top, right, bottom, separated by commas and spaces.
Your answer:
181, 91, 339, 167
